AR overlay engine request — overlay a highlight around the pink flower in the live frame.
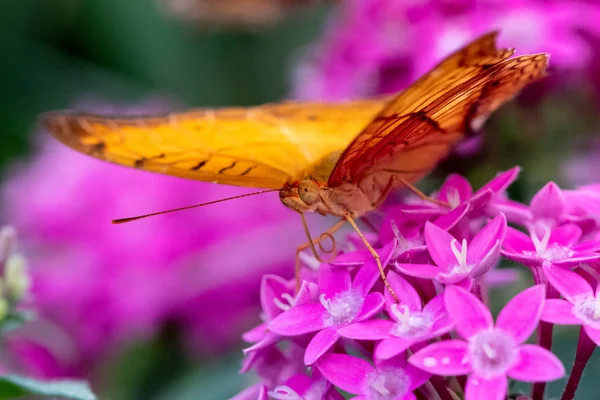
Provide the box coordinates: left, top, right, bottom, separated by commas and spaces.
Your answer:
378, 202, 469, 263
501, 223, 600, 269
410, 285, 564, 400
269, 242, 396, 365
0, 225, 16, 266
494, 181, 568, 230
241, 343, 306, 393
268, 371, 344, 400
317, 354, 430, 400
337, 272, 453, 361
541, 264, 600, 346
242, 278, 318, 371
563, 185, 600, 233
401, 167, 519, 222
395, 213, 506, 285
294, 0, 600, 100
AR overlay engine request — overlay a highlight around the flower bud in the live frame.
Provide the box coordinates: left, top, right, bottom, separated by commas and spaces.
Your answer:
0, 225, 17, 266
4, 253, 31, 302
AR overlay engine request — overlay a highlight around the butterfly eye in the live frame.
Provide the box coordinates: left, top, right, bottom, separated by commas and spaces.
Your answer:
298, 180, 320, 205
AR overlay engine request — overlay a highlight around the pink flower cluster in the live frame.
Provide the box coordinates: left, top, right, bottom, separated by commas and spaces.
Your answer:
235, 167, 600, 400
294, 0, 600, 100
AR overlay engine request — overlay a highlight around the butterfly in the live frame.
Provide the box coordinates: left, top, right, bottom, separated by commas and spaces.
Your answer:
40, 31, 549, 298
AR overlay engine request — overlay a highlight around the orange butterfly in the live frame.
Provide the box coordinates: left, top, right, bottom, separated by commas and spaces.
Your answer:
41, 31, 548, 298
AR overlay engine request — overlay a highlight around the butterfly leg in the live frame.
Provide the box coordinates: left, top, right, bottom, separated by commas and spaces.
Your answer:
394, 175, 449, 207
295, 216, 346, 291
343, 213, 399, 303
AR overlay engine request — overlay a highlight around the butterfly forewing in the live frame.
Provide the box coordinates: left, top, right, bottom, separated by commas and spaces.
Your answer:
327, 37, 549, 188
380, 31, 515, 120
41, 30, 548, 204
41, 98, 390, 189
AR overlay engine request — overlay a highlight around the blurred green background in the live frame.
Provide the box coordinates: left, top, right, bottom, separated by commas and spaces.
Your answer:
1, 1, 330, 399
2, 1, 600, 399
0, 0, 329, 170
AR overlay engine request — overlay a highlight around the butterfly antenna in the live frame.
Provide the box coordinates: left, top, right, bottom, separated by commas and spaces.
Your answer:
112, 189, 280, 224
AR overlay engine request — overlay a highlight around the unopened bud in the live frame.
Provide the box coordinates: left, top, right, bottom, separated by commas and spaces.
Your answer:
0, 298, 8, 321
0, 226, 17, 266
4, 254, 30, 301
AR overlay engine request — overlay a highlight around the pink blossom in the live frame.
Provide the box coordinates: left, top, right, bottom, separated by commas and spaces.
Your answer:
378, 202, 469, 263
269, 242, 396, 365
337, 272, 453, 361
395, 213, 506, 285
294, 0, 600, 100
387, 168, 519, 245
494, 181, 569, 230
268, 371, 344, 400
241, 343, 306, 393
402, 167, 519, 221
541, 264, 600, 346
234, 166, 599, 399
563, 185, 600, 233
501, 223, 600, 269
410, 286, 564, 400
317, 354, 430, 400
242, 278, 318, 371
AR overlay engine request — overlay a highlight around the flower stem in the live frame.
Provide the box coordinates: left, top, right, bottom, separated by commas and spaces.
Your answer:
472, 277, 489, 305
429, 375, 454, 400
531, 265, 545, 286
472, 278, 483, 302
561, 327, 596, 400
532, 277, 557, 400
531, 320, 553, 400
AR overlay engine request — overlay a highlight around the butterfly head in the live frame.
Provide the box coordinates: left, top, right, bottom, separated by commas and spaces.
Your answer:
279, 180, 328, 214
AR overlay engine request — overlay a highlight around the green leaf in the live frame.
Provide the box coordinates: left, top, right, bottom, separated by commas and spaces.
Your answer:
0, 310, 35, 335
153, 356, 247, 400
0, 375, 96, 400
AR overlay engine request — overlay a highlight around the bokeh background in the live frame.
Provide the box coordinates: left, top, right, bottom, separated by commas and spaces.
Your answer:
1, 0, 600, 399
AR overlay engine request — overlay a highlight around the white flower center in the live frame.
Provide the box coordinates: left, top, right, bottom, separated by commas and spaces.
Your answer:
269, 386, 302, 400
389, 304, 433, 338
269, 380, 326, 400
442, 238, 473, 277
468, 328, 517, 379
534, 217, 556, 232
446, 188, 462, 209
391, 220, 408, 249
303, 380, 327, 400
320, 290, 363, 326
391, 220, 424, 252
573, 293, 600, 329
298, 251, 320, 270
529, 227, 574, 261
273, 293, 296, 312
451, 239, 468, 269
365, 369, 410, 400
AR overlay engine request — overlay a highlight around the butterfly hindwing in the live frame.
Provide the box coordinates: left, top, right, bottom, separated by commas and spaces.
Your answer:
327, 35, 548, 188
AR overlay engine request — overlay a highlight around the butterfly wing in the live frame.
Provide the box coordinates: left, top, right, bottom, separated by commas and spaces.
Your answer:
41, 97, 390, 189
328, 33, 548, 188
